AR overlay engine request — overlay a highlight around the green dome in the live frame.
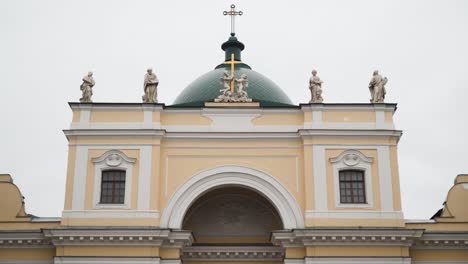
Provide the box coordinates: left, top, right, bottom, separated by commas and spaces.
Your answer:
171, 36, 293, 107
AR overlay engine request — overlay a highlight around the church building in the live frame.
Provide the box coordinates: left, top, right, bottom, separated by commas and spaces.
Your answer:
1, 5, 468, 264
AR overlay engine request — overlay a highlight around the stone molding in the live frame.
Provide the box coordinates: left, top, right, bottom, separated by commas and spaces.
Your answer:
182, 246, 284, 262
271, 228, 425, 247
0, 230, 52, 249
42, 228, 193, 248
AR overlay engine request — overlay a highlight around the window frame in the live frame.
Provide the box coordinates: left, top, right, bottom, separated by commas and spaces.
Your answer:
99, 169, 127, 204
330, 150, 374, 209
92, 150, 135, 209
338, 169, 366, 204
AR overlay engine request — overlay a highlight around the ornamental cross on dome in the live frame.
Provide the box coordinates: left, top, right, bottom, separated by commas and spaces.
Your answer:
223, 4, 243, 36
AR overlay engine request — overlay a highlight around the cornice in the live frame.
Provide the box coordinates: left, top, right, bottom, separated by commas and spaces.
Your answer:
299, 129, 403, 138
42, 228, 193, 248
182, 246, 284, 262
0, 230, 53, 248
413, 231, 468, 249
63, 129, 166, 138
300, 103, 397, 112
271, 228, 424, 247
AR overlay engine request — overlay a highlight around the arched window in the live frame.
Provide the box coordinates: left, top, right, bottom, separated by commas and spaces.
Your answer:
339, 170, 366, 204
100, 170, 126, 204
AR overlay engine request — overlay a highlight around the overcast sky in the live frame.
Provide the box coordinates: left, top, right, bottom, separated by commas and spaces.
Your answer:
1, 0, 467, 220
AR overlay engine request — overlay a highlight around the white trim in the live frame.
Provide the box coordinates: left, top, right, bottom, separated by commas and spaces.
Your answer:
54, 257, 160, 264
412, 260, 468, 264
143, 107, 153, 129
376, 109, 386, 127
285, 260, 305, 264
305, 257, 411, 264
31, 217, 61, 222
305, 210, 403, 219
138, 146, 152, 210
405, 219, 436, 223
61, 210, 160, 218
79, 109, 90, 124
92, 150, 135, 209
160, 260, 181, 264
313, 146, 328, 211
71, 122, 161, 130
71, 146, 88, 210
378, 146, 395, 211
69, 122, 395, 132
330, 150, 374, 209
160, 165, 304, 229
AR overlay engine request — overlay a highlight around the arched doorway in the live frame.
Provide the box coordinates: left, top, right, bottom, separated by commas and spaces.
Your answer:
182, 186, 283, 244
160, 165, 304, 230
161, 166, 303, 262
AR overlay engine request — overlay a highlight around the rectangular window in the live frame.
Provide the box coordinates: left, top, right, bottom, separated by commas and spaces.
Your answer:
100, 170, 126, 204
339, 170, 366, 204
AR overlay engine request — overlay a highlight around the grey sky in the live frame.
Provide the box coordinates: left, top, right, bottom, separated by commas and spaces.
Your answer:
1, 0, 467, 219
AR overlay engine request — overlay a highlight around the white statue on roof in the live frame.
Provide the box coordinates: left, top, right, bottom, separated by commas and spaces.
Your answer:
79, 71, 95, 103
368, 70, 387, 103
309, 69, 323, 103
142, 68, 159, 103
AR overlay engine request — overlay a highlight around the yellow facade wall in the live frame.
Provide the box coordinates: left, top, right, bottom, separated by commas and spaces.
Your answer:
252, 113, 303, 125
410, 249, 468, 261
72, 110, 80, 123
306, 246, 408, 257
161, 113, 212, 125
160, 146, 304, 213
322, 111, 376, 123
0, 248, 54, 260
306, 217, 404, 227
56, 246, 159, 257
64, 146, 76, 210
90, 110, 144, 123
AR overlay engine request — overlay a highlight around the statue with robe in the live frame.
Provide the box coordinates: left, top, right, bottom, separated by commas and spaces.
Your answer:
142, 68, 159, 103
79, 71, 95, 103
215, 71, 234, 102
368, 70, 388, 103
235, 74, 252, 102
309, 70, 323, 103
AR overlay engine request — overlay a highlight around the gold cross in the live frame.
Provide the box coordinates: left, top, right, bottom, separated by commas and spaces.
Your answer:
223, 53, 242, 92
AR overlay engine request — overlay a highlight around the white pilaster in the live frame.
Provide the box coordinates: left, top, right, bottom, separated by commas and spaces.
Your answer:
71, 146, 88, 210
138, 145, 152, 210
313, 145, 328, 211
378, 146, 394, 211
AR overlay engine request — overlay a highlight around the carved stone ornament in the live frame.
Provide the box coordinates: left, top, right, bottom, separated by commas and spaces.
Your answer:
79, 71, 95, 103
142, 68, 159, 103
92, 150, 136, 167
215, 71, 252, 103
309, 69, 323, 103
329, 150, 374, 166
368, 70, 388, 103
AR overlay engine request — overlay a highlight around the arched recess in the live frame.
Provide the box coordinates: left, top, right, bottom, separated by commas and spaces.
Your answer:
160, 165, 304, 229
